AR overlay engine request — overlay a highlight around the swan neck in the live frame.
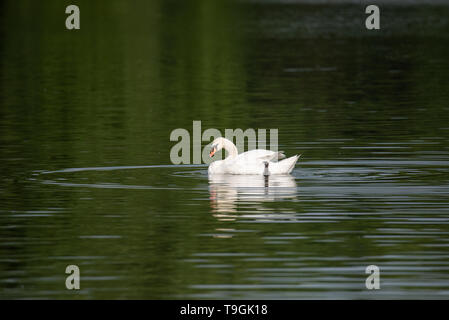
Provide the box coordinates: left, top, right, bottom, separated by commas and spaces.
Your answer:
222, 139, 238, 158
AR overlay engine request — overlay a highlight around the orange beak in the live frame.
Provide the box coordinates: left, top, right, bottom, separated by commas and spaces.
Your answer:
209, 148, 216, 157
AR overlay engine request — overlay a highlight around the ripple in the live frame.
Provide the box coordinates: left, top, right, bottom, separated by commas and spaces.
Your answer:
37, 164, 206, 175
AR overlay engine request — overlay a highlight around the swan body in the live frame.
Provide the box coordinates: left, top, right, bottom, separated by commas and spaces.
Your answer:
208, 137, 300, 175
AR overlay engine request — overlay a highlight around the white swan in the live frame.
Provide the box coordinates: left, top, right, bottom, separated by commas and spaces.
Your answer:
208, 137, 300, 175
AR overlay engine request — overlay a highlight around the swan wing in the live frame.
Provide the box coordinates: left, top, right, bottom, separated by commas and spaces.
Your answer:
237, 149, 286, 163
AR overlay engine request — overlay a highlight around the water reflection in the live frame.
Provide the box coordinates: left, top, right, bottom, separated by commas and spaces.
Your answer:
209, 174, 297, 218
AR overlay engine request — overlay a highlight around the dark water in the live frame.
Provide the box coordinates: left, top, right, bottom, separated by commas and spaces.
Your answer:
1, 0, 449, 299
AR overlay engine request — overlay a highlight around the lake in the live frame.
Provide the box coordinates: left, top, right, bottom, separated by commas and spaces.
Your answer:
0, 0, 449, 299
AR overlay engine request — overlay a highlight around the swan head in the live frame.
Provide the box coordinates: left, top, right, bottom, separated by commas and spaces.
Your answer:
209, 137, 238, 158
209, 137, 224, 158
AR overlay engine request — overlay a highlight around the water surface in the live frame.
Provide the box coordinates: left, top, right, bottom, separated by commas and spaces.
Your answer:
1, 0, 449, 299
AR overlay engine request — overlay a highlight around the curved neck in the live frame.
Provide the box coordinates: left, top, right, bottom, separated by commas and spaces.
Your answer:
221, 138, 238, 158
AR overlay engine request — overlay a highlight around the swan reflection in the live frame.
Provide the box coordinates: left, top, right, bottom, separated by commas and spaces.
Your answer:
209, 174, 298, 219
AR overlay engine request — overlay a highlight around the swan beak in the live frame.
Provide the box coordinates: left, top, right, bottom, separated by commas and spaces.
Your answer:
209, 148, 216, 157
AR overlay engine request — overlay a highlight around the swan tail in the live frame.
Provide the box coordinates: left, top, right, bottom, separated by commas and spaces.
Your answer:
283, 154, 300, 174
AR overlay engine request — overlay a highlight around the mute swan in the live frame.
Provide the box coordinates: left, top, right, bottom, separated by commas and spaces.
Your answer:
208, 137, 300, 175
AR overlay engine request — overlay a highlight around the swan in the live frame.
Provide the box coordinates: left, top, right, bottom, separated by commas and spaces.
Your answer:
208, 137, 300, 175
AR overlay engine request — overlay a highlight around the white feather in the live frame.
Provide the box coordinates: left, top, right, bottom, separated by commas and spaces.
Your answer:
208, 137, 300, 175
